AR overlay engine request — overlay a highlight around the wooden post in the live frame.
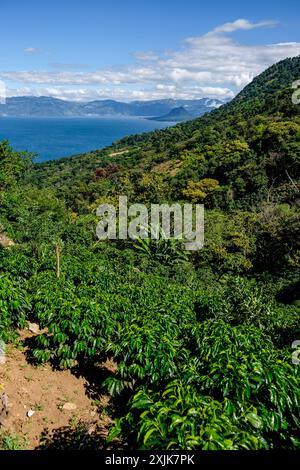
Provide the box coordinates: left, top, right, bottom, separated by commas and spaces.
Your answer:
55, 244, 61, 278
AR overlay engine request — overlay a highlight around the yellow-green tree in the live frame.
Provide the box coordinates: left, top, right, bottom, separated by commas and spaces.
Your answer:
182, 178, 220, 202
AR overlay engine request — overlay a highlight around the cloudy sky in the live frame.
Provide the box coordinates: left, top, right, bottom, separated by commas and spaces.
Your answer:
0, 0, 299, 102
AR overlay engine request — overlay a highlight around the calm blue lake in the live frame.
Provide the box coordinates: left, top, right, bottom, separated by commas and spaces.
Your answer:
0, 117, 172, 162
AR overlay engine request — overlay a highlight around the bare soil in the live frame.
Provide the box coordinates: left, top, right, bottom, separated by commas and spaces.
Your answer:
108, 149, 129, 157
0, 330, 113, 449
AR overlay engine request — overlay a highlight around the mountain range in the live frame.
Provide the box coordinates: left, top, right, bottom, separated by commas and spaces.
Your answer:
0, 96, 225, 120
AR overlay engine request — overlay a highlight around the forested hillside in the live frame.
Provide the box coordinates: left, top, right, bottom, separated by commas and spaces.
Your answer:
0, 56, 299, 450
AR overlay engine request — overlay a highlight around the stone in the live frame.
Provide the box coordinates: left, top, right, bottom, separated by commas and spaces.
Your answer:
28, 322, 40, 334
0, 341, 5, 364
0, 393, 9, 424
62, 402, 77, 411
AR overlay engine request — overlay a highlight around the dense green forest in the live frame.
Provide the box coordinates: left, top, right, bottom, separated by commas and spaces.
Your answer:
0, 56, 300, 450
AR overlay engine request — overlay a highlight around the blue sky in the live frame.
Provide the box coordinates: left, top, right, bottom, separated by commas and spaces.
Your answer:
0, 0, 299, 101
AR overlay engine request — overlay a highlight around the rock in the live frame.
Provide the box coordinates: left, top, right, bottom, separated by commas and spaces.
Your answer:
0, 233, 15, 248
28, 322, 40, 334
27, 409, 35, 418
0, 396, 9, 424
0, 341, 5, 364
62, 402, 77, 411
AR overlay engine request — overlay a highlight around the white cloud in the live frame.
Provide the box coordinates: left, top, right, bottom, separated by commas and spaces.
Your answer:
24, 47, 41, 54
270, 42, 299, 47
132, 51, 159, 61
210, 19, 277, 35
3, 19, 299, 101
6, 83, 235, 102
49, 63, 90, 69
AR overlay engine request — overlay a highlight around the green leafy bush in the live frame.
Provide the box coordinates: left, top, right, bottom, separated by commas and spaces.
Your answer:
0, 274, 30, 341
111, 383, 268, 450
109, 321, 300, 450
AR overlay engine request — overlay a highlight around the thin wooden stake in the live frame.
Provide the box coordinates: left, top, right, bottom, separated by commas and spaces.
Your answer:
55, 244, 61, 278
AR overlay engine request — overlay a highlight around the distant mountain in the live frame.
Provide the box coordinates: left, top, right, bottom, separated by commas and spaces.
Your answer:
0, 96, 82, 117
149, 106, 194, 122
81, 100, 133, 116
0, 96, 225, 118
148, 98, 225, 122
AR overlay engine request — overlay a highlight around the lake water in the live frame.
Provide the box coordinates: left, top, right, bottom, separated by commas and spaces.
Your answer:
0, 117, 173, 162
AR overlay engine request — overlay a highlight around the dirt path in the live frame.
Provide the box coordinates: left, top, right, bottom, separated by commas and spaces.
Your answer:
0, 331, 112, 449
108, 149, 129, 157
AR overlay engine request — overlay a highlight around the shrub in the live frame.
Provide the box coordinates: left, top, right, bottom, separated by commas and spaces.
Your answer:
0, 274, 30, 341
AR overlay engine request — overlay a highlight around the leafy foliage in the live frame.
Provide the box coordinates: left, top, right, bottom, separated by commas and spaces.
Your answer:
0, 56, 300, 450
0, 273, 29, 341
